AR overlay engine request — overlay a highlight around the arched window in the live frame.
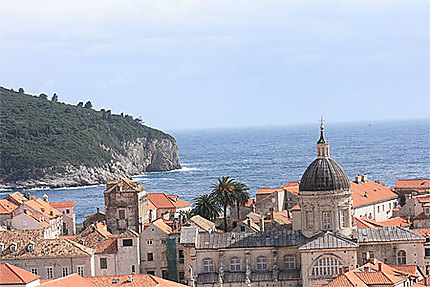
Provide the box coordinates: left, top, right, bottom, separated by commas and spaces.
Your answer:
256, 256, 267, 271
397, 250, 406, 265
311, 256, 343, 277
203, 258, 214, 273
230, 258, 241, 272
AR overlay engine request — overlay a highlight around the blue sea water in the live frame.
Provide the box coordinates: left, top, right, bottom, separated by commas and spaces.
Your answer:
1, 119, 429, 222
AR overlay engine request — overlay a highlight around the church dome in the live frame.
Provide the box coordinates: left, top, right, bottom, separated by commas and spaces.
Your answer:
299, 157, 350, 192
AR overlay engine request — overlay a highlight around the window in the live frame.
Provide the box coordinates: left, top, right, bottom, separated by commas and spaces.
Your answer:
179, 271, 185, 281
256, 257, 267, 271
66, 209, 70, 214
147, 240, 153, 245
203, 258, 214, 273
147, 253, 154, 261
362, 251, 374, 263
119, 209, 125, 219
162, 270, 168, 279
131, 265, 136, 273
377, 206, 380, 213
122, 239, 133, 246
425, 248, 430, 257
161, 239, 166, 244
311, 257, 343, 277
322, 211, 331, 230
46, 267, 54, 279
397, 250, 406, 265
230, 258, 241, 272
179, 250, 184, 263
77, 266, 84, 277
340, 210, 347, 228
240, 225, 245, 232
306, 211, 313, 229
31, 268, 38, 275
147, 270, 155, 275
285, 255, 296, 269
100, 258, 107, 269
62, 267, 69, 277
10, 244, 17, 253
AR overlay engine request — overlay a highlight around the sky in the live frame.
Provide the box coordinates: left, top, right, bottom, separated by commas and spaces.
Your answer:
1, 0, 429, 131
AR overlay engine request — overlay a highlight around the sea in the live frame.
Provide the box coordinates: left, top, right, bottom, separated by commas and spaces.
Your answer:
1, 119, 429, 223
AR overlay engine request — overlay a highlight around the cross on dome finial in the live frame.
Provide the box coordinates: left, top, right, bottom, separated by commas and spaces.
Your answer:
318, 117, 327, 144
317, 117, 329, 157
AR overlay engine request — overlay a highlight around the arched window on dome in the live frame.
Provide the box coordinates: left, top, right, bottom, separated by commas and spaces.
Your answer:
311, 256, 343, 277
397, 250, 406, 265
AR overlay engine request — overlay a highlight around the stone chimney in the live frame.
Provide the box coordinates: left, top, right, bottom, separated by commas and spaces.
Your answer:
355, 175, 361, 184
259, 218, 265, 232
377, 262, 382, 271
25, 192, 31, 200
246, 218, 252, 227
43, 194, 48, 202
128, 275, 133, 283
362, 174, 368, 183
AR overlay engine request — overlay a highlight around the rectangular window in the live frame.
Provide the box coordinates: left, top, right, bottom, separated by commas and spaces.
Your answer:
31, 268, 38, 275
340, 210, 347, 228
162, 270, 168, 279
147, 253, 154, 261
322, 211, 331, 230
161, 239, 166, 244
100, 258, 107, 269
306, 211, 313, 229
179, 250, 184, 263
122, 239, 133, 246
147, 240, 153, 245
46, 267, 54, 279
62, 267, 69, 277
425, 248, 430, 257
77, 266, 84, 277
377, 206, 380, 213
256, 257, 267, 271
147, 270, 155, 275
119, 209, 125, 219
131, 265, 136, 273
179, 271, 185, 281
285, 255, 296, 269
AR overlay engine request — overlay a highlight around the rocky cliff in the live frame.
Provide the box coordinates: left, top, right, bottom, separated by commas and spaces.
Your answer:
0, 87, 182, 189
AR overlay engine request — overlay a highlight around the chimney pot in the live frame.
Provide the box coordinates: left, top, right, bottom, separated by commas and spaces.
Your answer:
355, 175, 361, 184
378, 262, 382, 271
128, 275, 133, 283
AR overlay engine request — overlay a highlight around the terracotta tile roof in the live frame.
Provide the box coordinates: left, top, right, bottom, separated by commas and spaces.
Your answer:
0, 199, 18, 214
395, 179, 430, 189
273, 210, 292, 225
95, 238, 117, 254
415, 194, 430, 203
49, 201, 75, 209
150, 218, 173, 234
68, 222, 118, 254
40, 274, 95, 287
89, 274, 188, 287
0, 229, 94, 259
379, 217, 411, 227
388, 265, 420, 277
355, 217, 376, 229
291, 204, 301, 211
0, 262, 39, 284
6, 191, 28, 205
238, 219, 260, 232
147, 192, 191, 209
282, 181, 300, 195
23, 210, 50, 228
23, 199, 63, 219
414, 212, 428, 220
188, 215, 216, 232
247, 212, 262, 219
353, 271, 395, 285
351, 180, 398, 208
257, 187, 282, 195
412, 228, 430, 237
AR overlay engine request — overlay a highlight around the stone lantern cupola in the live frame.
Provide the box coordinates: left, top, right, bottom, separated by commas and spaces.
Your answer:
298, 120, 354, 238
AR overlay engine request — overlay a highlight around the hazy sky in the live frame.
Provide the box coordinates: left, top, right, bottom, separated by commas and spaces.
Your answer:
1, 0, 429, 130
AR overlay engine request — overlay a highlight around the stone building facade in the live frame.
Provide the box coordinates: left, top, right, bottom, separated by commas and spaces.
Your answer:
104, 178, 149, 234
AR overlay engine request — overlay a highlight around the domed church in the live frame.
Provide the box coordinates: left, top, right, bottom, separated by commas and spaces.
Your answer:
297, 120, 354, 238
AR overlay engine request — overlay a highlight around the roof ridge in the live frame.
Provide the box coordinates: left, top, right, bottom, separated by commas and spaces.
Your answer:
63, 238, 94, 255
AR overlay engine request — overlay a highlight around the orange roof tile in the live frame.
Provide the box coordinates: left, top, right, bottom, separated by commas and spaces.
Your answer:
89, 274, 188, 287
415, 194, 430, 203
351, 180, 398, 208
0, 262, 39, 284
40, 274, 94, 287
257, 187, 282, 195
23, 199, 63, 219
245, 198, 255, 207
273, 210, 292, 225
150, 218, 173, 234
49, 201, 75, 209
388, 265, 420, 277
291, 204, 301, 211
282, 181, 300, 195
355, 217, 376, 229
0, 199, 18, 214
412, 228, 430, 237
147, 193, 191, 209
379, 217, 410, 227
395, 179, 430, 189
6, 192, 28, 205
353, 271, 395, 285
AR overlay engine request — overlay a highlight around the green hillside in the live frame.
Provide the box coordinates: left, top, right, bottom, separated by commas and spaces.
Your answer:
0, 87, 174, 183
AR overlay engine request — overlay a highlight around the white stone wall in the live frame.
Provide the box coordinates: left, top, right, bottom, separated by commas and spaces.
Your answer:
353, 198, 398, 221
139, 225, 169, 276
117, 236, 140, 275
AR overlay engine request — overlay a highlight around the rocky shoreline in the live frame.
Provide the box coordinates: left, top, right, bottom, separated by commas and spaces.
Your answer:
0, 137, 181, 190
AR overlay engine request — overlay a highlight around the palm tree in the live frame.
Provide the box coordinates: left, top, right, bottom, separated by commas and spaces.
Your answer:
192, 193, 221, 222
233, 182, 250, 220
211, 176, 237, 231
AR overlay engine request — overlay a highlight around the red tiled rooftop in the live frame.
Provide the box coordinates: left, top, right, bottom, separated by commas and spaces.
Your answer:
49, 201, 75, 209
257, 187, 282, 195
395, 179, 430, 189
412, 228, 430, 237
89, 274, 188, 287
147, 193, 191, 209
0, 262, 39, 284
0, 199, 18, 214
282, 181, 300, 195
351, 180, 398, 208
40, 274, 94, 287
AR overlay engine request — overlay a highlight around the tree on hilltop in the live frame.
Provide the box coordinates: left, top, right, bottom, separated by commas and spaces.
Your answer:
84, 101, 93, 109
39, 93, 48, 100
51, 93, 58, 102
77, 102, 84, 107
18, 88, 25, 93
